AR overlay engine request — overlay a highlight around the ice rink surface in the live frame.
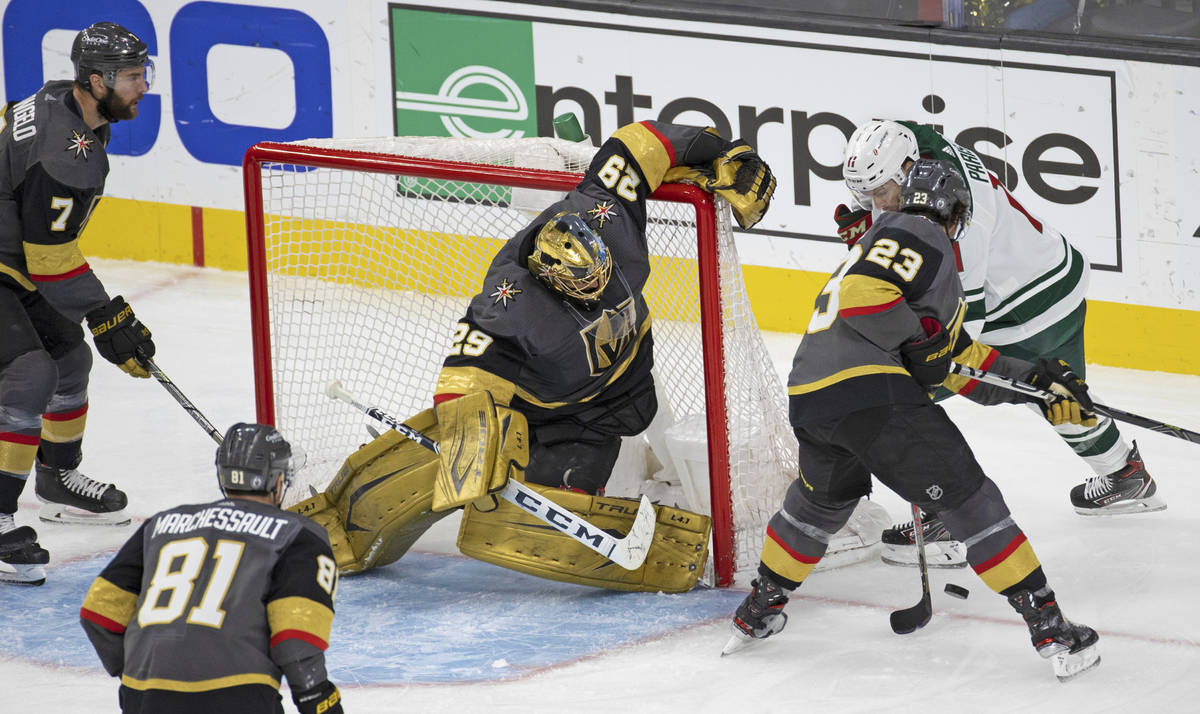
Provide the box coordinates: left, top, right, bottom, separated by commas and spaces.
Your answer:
2, 259, 1198, 713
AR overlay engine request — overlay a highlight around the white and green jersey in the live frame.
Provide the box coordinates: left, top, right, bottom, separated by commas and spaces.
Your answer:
900, 121, 1089, 350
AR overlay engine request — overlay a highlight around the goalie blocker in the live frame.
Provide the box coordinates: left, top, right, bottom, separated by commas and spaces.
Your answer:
290, 404, 711, 593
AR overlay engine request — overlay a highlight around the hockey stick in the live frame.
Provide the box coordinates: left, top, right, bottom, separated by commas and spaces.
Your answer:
324, 380, 656, 570
139, 351, 223, 445
950, 363, 1200, 443
890, 502, 932, 634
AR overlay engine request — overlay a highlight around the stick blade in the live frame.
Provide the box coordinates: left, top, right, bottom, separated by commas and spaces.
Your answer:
889, 597, 932, 634
608, 495, 656, 570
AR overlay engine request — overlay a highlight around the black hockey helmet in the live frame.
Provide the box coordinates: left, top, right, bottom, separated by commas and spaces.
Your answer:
71, 22, 154, 89
215, 423, 295, 497
900, 159, 972, 235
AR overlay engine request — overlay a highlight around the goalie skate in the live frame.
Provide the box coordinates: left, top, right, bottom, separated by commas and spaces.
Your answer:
814, 499, 890, 573
35, 464, 131, 526
880, 511, 967, 568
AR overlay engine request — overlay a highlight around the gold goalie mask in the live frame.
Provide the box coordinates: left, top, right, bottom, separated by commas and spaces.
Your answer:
527, 211, 612, 303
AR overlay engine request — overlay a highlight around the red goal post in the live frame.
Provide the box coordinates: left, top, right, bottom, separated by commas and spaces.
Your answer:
242, 137, 796, 588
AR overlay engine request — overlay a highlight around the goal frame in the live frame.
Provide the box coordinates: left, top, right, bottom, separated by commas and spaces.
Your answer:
242, 141, 740, 587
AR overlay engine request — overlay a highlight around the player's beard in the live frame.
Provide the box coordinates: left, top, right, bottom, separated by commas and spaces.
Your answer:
99, 91, 139, 122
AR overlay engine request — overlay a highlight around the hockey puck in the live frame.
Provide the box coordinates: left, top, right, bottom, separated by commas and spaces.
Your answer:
944, 583, 969, 599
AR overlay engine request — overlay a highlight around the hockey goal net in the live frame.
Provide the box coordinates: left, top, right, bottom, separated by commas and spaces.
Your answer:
243, 136, 796, 587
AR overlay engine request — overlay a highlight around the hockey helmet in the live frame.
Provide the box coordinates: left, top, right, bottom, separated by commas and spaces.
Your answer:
843, 120, 919, 202
900, 159, 973, 235
527, 211, 612, 304
215, 423, 296, 498
71, 22, 154, 90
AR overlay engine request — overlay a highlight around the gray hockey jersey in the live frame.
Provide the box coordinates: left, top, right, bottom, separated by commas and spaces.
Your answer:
0, 80, 111, 320
80, 498, 338, 695
788, 211, 1034, 426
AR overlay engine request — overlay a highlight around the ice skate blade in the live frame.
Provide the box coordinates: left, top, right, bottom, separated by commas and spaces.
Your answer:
0, 563, 46, 586
39, 503, 131, 526
881, 542, 967, 569
1052, 645, 1101, 682
1074, 495, 1167, 517
721, 630, 763, 657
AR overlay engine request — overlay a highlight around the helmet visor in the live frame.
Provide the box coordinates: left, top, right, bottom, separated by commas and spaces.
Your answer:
109, 59, 154, 91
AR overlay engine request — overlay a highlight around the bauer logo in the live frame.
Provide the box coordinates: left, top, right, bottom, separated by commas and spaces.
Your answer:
390, 8, 537, 139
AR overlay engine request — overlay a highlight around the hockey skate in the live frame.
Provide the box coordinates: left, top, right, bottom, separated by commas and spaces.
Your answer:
1008, 590, 1100, 682
0, 516, 49, 586
880, 510, 967, 568
721, 576, 790, 656
35, 463, 130, 526
1070, 442, 1166, 516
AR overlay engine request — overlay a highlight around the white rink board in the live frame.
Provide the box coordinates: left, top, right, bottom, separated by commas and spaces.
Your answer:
1, 0, 1197, 310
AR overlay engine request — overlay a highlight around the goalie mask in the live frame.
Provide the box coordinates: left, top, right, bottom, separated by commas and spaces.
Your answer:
527, 212, 612, 304
215, 423, 297, 500
843, 120, 918, 208
900, 159, 972, 239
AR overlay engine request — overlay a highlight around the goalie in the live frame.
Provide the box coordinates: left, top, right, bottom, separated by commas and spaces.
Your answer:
292, 120, 777, 593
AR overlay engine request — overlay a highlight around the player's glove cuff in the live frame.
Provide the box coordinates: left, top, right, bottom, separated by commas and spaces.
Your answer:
293, 679, 343, 714
834, 203, 872, 246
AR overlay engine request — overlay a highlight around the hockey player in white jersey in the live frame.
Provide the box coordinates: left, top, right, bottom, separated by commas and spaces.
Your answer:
835, 120, 1164, 566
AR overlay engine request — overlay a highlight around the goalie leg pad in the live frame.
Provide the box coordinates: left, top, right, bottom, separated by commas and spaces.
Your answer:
289, 408, 453, 573
457, 480, 711, 593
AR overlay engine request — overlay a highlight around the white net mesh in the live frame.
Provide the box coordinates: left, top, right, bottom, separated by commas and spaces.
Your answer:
249, 135, 797, 581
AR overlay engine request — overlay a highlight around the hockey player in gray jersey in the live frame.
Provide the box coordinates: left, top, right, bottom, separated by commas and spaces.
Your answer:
836, 119, 1163, 567
726, 160, 1100, 682
81, 423, 344, 714
0, 22, 158, 583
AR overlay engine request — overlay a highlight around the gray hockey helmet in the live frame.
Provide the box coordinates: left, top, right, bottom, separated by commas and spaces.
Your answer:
71, 22, 154, 89
899, 159, 972, 233
215, 423, 295, 496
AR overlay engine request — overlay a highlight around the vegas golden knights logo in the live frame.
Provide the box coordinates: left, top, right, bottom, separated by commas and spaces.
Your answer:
579, 298, 638, 376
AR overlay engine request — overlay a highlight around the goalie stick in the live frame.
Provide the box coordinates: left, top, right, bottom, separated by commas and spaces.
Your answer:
139, 351, 222, 445
950, 363, 1200, 443
889, 501, 933, 635
325, 380, 656, 570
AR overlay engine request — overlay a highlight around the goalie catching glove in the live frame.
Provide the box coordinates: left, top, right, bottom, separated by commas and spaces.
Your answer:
1026, 358, 1097, 426
664, 138, 776, 229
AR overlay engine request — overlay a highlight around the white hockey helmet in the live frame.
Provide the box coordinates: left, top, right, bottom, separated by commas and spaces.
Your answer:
843, 120, 919, 197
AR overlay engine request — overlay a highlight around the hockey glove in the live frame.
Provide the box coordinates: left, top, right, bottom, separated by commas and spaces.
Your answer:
664, 141, 776, 230
708, 142, 776, 229
293, 679, 343, 714
900, 317, 952, 390
834, 203, 872, 247
86, 296, 154, 379
1026, 358, 1097, 426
